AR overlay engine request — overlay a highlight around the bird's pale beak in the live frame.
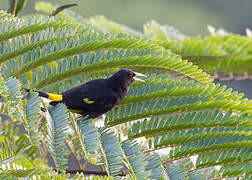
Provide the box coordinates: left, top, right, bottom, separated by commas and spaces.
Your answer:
133, 72, 147, 82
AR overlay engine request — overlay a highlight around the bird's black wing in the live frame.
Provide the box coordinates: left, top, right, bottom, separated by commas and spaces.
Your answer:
61, 79, 119, 116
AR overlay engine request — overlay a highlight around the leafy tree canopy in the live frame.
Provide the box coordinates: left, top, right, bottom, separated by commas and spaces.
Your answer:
0, 1, 251, 179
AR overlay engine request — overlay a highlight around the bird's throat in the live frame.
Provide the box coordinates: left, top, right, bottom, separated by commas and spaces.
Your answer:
106, 79, 129, 98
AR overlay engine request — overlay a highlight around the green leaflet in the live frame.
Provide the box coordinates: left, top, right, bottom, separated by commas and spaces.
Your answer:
196, 148, 252, 169
71, 117, 101, 165
47, 103, 70, 172
161, 34, 252, 75
0, 135, 32, 165
128, 111, 250, 138
1, 168, 50, 179
122, 140, 152, 179
24, 91, 42, 146
100, 129, 124, 177
219, 163, 252, 178
107, 98, 252, 126
30, 48, 164, 89
165, 158, 212, 180
145, 153, 166, 180
0, 77, 23, 121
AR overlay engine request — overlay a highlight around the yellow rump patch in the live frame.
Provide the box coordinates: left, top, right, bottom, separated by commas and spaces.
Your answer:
83, 98, 95, 104
47, 93, 63, 101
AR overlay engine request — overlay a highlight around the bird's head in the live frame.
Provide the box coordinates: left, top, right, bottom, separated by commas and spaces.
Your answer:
107, 69, 146, 90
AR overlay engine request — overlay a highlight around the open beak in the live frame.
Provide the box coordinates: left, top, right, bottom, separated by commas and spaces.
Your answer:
133, 72, 147, 82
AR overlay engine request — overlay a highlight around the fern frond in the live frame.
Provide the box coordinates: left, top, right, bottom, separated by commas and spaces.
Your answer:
165, 161, 188, 180
218, 162, 252, 178
161, 34, 252, 75
107, 97, 252, 127
122, 140, 151, 179
33, 48, 160, 89
157, 127, 251, 149
100, 129, 123, 176
72, 117, 101, 165
0, 123, 19, 142
3, 77, 22, 104
0, 135, 32, 165
23, 91, 41, 145
145, 153, 166, 180
165, 158, 210, 180
0, 138, 15, 164
168, 139, 252, 161
120, 78, 245, 106
0, 35, 76, 65
128, 111, 250, 138
9, 38, 163, 77
15, 134, 37, 158
1, 167, 50, 178
0, 77, 23, 121
0, 15, 87, 43
47, 103, 70, 172
0, 20, 64, 42
0, 162, 69, 180
196, 148, 252, 169
35, 54, 211, 90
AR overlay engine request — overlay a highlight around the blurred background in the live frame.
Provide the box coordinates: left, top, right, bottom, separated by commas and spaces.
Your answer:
2, 0, 252, 36
1, 0, 252, 98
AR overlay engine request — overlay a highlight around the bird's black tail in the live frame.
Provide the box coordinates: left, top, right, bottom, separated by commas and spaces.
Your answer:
23, 88, 63, 103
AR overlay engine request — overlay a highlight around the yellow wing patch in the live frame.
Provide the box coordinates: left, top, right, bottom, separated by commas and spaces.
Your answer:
69, 109, 83, 113
83, 98, 95, 104
47, 93, 63, 101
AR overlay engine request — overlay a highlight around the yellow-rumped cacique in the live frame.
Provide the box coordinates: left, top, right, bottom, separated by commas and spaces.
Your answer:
24, 69, 146, 118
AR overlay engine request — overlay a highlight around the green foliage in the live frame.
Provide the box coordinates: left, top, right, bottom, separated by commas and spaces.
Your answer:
161, 34, 252, 75
100, 129, 124, 176
47, 103, 70, 172
24, 91, 41, 145
73, 117, 101, 164
0, 77, 23, 121
165, 158, 210, 180
145, 153, 166, 180
122, 140, 151, 179
0, 1, 251, 179
0, 134, 32, 166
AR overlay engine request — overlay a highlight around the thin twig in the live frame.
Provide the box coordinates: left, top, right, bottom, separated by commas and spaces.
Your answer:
52, 168, 126, 176
49, 3, 79, 17
144, 149, 155, 153
40, 139, 49, 161
65, 140, 83, 170
8, 0, 18, 15
82, 160, 88, 170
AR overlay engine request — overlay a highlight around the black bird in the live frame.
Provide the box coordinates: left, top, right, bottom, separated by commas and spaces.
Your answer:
24, 69, 146, 118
